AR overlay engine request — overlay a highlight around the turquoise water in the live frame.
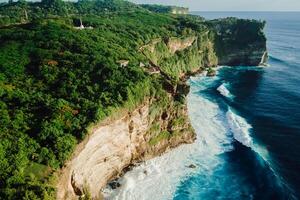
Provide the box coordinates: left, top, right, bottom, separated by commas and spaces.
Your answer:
173, 12, 300, 200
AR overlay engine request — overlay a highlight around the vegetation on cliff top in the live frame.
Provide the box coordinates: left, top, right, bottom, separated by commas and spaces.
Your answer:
0, 0, 266, 199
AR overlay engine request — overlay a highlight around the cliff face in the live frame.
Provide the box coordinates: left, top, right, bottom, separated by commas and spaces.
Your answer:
167, 36, 197, 54
140, 32, 218, 80
217, 39, 267, 66
209, 18, 267, 66
57, 96, 195, 199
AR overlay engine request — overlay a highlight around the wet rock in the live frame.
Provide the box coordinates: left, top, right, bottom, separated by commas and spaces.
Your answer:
188, 164, 197, 169
108, 180, 121, 190
123, 164, 135, 174
207, 68, 216, 77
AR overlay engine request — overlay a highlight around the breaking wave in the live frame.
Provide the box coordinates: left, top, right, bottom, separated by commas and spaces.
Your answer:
217, 83, 234, 99
226, 108, 253, 147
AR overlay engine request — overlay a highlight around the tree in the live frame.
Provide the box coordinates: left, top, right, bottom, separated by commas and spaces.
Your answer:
41, 0, 67, 15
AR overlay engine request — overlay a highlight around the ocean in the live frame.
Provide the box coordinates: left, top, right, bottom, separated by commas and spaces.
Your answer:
104, 12, 300, 200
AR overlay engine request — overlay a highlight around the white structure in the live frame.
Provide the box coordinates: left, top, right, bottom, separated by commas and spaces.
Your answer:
74, 18, 93, 30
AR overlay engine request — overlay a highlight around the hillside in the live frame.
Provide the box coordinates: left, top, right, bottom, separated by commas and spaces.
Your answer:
0, 0, 267, 199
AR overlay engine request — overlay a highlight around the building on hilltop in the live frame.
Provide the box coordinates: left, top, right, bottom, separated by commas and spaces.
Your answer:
74, 18, 93, 30
74, 18, 85, 30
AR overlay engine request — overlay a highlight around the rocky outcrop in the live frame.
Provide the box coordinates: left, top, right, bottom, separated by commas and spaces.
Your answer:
57, 97, 195, 199
166, 36, 196, 54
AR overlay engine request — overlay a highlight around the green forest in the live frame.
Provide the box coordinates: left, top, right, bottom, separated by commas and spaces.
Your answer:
0, 0, 266, 199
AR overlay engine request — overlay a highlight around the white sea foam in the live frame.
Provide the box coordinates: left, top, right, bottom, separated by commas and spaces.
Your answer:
225, 108, 271, 160
226, 109, 253, 147
103, 75, 234, 200
224, 100, 272, 163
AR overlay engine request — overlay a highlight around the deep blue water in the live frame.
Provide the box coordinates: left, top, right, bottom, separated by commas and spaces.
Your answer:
174, 12, 300, 200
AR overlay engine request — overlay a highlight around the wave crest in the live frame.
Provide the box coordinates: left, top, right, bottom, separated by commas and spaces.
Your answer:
217, 83, 234, 99
226, 109, 253, 147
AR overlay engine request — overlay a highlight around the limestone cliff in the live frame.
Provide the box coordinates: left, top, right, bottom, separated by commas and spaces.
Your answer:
57, 95, 195, 199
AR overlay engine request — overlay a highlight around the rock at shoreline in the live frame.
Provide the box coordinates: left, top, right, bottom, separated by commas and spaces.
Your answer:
188, 164, 197, 169
123, 164, 135, 174
207, 68, 216, 77
108, 180, 121, 190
